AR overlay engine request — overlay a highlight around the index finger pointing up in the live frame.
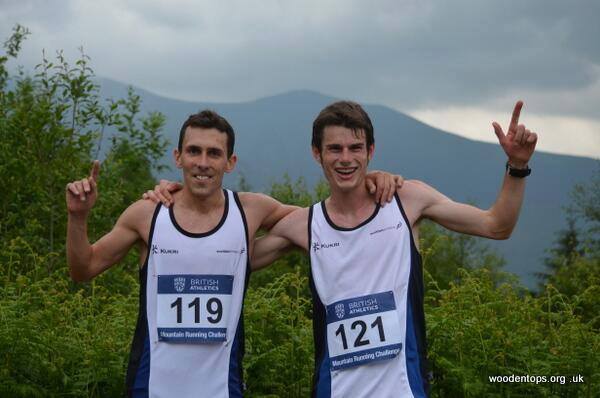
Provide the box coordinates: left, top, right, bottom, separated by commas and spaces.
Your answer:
509, 100, 524, 131
90, 160, 100, 181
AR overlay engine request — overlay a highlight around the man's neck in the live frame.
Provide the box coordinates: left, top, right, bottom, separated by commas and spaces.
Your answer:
326, 185, 374, 216
177, 187, 225, 214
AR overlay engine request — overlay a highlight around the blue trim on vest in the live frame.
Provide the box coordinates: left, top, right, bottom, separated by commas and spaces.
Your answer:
126, 203, 160, 397
395, 192, 430, 396
131, 334, 150, 397
308, 205, 332, 398
228, 317, 244, 397
229, 190, 249, 397
405, 292, 427, 397
315, 341, 332, 398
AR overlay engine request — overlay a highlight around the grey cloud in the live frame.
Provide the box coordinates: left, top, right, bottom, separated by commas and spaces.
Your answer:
1, 0, 599, 120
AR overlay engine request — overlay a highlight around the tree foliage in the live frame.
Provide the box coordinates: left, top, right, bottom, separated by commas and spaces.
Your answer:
0, 25, 167, 396
420, 220, 507, 291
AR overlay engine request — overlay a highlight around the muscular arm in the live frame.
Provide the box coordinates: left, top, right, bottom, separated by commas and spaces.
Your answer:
67, 200, 152, 282
402, 101, 537, 240
251, 207, 310, 270
402, 177, 524, 240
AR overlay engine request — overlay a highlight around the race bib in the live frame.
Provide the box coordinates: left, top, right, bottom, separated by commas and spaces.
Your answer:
326, 291, 403, 371
156, 274, 233, 343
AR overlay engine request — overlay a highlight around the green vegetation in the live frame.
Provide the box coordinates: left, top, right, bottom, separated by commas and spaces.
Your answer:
1, 26, 598, 397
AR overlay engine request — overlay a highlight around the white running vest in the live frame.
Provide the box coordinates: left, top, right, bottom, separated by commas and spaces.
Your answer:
309, 193, 428, 398
126, 190, 249, 398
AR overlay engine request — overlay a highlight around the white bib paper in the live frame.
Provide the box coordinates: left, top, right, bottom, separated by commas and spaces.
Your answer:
156, 274, 233, 343
326, 291, 403, 370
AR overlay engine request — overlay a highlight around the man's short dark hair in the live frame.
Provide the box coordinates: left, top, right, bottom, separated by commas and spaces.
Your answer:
312, 101, 374, 151
178, 110, 235, 157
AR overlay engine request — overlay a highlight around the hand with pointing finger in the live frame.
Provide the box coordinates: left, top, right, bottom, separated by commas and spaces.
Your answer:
492, 101, 538, 169
66, 160, 100, 216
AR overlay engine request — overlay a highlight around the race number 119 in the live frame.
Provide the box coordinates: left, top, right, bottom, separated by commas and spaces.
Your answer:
170, 296, 223, 324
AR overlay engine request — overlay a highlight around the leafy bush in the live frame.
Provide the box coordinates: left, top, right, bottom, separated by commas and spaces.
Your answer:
244, 271, 313, 397
0, 270, 138, 397
427, 269, 600, 397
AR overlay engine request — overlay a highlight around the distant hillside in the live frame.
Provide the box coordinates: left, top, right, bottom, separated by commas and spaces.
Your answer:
97, 78, 598, 288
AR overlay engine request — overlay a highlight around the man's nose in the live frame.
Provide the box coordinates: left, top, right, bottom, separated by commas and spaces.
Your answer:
339, 148, 352, 163
195, 153, 210, 168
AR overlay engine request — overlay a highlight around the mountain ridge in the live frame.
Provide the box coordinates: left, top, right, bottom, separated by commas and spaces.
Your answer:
96, 77, 598, 288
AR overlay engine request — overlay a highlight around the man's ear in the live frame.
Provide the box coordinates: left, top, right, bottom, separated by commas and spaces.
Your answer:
174, 148, 182, 169
367, 144, 375, 162
312, 145, 322, 165
225, 153, 237, 173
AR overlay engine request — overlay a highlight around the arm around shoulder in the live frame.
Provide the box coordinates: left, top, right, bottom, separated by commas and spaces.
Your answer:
251, 207, 310, 270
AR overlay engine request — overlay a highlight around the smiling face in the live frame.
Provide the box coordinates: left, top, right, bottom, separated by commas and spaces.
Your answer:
313, 125, 374, 193
174, 127, 237, 199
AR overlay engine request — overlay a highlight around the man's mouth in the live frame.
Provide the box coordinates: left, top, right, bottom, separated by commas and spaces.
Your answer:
334, 167, 358, 179
193, 174, 213, 182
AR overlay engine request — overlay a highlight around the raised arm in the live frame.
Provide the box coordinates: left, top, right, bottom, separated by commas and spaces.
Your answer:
66, 161, 149, 281
404, 101, 538, 240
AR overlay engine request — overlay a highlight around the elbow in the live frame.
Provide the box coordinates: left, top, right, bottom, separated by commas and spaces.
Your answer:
484, 213, 515, 240
68, 262, 94, 282
490, 232, 511, 240
69, 269, 91, 283
488, 226, 513, 240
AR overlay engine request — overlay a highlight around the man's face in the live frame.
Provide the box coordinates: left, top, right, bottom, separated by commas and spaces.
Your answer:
312, 125, 374, 193
174, 127, 236, 198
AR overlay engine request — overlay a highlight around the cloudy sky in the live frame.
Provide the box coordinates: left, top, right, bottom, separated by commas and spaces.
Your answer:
1, 0, 599, 158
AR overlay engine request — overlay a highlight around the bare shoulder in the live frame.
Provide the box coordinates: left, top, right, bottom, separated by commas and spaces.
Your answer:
396, 179, 448, 225
236, 191, 275, 223
237, 191, 273, 209
397, 179, 427, 204
398, 179, 446, 203
118, 199, 159, 232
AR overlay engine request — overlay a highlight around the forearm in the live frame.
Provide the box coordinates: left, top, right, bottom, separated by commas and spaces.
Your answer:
262, 204, 301, 231
67, 214, 94, 281
487, 173, 527, 239
251, 234, 294, 270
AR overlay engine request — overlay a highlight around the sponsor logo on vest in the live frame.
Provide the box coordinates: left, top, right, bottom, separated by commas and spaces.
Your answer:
312, 241, 341, 253
174, 277, 186, 293
369, 221, 403, 236
335, 303, 345, 319
216, 248, 245, 254
152, 244, 179, 255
